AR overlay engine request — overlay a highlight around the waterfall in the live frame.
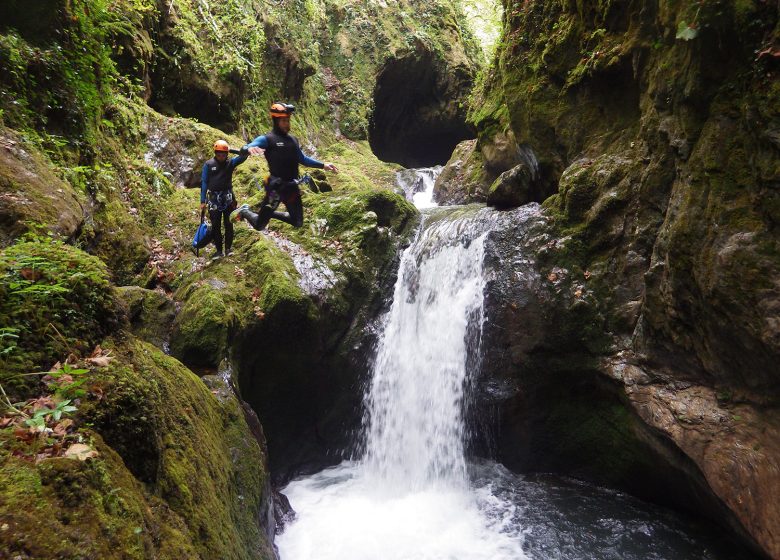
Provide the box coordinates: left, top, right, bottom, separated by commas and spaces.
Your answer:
276, 172, 527, 560
275, 170, 741, 560
362, 209, 488, 491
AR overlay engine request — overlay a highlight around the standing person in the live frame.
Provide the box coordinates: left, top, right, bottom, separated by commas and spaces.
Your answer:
201, 139, 247, 259
230, 102, 338, 230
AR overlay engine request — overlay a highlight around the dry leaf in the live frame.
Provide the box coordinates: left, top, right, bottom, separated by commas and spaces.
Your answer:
19, 268, 42, 281
234, 266, 246, 277
89, 345, 103, 358
0, 417, 15, 428
574, 288, 583, 298
64, 443, 99, 461
87, 355, 113, 368
30, 396, 56, 411
547, 272, 558, 282
584, 271, 592, 280
253, 306, 265, 319
53, 419, 74, 436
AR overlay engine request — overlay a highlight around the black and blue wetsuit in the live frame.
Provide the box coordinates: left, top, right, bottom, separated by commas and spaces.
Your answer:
243, 131, 324, 229
201, 152, 247, 254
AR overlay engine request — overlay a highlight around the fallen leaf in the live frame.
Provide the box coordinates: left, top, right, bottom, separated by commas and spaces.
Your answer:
30, 396, 56, 411
574, 288, 583, 298
53, 419, 74, 436
13, 427, 35, 442
87, 355, 113, 368
89, 345, 103, 358
234, 266, 246, 277
19, 268, 42, 281
0, 417, 15, 428
253, 306, 265, 319
64, 443, 99, 461
547, 272, 558, 282
584, 271, 592, 280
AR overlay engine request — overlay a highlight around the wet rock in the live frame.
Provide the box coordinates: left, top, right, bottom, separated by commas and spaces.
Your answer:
475, 0, 780, 555
434, 140, 490, 205
116, 286, 176, 351
0, 128, 84, 246
487, 163, 534, 208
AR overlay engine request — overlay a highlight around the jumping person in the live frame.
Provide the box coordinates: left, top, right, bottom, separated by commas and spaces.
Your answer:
201, 139, 248, 259
230, 102, 337, 230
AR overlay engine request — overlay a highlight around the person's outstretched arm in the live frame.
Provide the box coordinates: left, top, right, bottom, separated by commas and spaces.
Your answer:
245, 135, 269, 155
229, 147, 249, 169
296, 144, 338, 172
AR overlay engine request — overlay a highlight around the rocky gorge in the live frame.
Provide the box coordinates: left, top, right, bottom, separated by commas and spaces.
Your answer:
0, 0, 778, 559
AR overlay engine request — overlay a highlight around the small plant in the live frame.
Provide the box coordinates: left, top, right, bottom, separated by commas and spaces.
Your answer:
24, 399, 78, 432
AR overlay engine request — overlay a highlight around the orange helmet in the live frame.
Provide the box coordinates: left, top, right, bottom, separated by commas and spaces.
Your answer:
270, 102, 295, 118
213, 139, 229, 152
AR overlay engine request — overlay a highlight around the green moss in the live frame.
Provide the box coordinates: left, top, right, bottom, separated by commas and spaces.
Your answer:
0, 239, 119, 383
0, 433, 197, 560
79, 336, 274, 559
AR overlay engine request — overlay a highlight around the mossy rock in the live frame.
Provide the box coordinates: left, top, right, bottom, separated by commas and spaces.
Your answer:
0, 239, 119, 388
0, 434, 198, 560
116, 286, 176, 350
79, 336, 275, 559
487, 163, 534, 209
1, 335, 274, 559
433, 139, 491, 205
0, 127, 84, 247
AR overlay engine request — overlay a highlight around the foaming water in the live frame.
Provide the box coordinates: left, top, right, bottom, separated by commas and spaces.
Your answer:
396, 166, 441, 209
278, 203, 526, 559
278, 462, 526, 560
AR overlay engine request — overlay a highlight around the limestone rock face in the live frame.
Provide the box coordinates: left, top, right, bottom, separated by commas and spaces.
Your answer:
433, 139, 489, 204
0, 128, 84, 246
473, 0, 780, 555
486, 163, 534, 208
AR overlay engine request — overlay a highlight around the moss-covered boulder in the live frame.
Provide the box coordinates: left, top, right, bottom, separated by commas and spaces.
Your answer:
486, 163, 534, 208
433, 139, 490, 204
0, 128, 85, 246
0, 434, 198, 559
0, 239, 120, 387
117, 286, 176, 350
1, 335, 275, 559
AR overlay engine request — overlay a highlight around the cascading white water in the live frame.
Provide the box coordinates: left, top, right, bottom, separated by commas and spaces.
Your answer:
276, 170, 527, 560
362, 212, 486, 491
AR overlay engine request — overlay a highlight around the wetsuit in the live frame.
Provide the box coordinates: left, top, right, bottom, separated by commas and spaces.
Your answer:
243, 130, 324, 229
201, 151, 247, 253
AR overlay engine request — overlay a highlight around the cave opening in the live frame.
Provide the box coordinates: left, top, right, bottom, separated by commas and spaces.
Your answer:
368, 51, 475, 168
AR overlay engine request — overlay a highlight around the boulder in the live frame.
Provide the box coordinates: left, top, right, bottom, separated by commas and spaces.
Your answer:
0, 128, 84, 246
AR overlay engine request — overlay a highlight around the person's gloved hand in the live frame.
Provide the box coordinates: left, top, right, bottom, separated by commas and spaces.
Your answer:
240, 145, 250, 156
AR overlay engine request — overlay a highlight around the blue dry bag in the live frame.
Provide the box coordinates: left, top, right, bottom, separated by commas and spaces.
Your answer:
192, 209, 212, 256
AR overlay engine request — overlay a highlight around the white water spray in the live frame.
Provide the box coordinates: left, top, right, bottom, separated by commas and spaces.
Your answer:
362, 214, 484, 491
277, 171, 526, 559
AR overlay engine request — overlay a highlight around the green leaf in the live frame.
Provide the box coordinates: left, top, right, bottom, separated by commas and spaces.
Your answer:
676, 20, 699, 41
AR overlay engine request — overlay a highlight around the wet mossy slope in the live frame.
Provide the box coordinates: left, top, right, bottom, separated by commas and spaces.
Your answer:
0, 0, 482, 556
